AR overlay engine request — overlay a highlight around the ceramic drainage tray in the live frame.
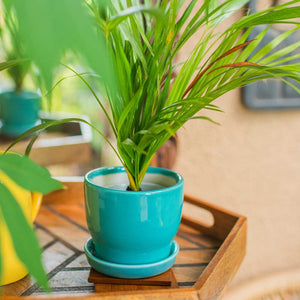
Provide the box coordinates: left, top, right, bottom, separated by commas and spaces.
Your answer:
84, 238, 179, 279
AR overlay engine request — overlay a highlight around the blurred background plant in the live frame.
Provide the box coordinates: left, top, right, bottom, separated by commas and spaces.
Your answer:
0, 3, 30, 93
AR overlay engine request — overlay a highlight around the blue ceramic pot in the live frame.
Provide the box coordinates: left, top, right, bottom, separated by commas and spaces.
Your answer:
84, 166, 184, 265
0, 91, 41, 137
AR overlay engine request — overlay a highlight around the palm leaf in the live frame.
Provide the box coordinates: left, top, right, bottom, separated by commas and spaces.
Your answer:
0, 183, 49, 290
0, 154, 63, 193
183, 40, 255, 97
0, 60, 23, 71
107, 5, 165, 30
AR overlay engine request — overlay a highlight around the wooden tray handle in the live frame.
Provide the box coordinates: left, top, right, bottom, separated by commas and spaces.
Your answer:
182, 194, 241, 241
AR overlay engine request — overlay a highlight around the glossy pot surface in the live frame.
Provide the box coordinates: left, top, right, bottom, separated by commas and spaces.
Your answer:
0, 91, 40, 136
84, 166, 184, 265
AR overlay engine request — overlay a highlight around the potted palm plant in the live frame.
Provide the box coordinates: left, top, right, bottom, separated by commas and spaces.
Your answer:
9, 0, 300, 279
0, 3, 41, 137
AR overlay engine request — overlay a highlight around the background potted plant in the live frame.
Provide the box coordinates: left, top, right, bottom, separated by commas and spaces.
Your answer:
0, 3, 41, 138
8, 0, 300, 279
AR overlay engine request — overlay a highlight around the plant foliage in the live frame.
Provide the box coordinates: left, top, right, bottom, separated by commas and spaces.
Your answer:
5, 0, 116, 94
86, 0, 300, 190
0, 153, 63, 289
10, 0, 300, 191
0, 1, 31, 92
0, 58, 62, 289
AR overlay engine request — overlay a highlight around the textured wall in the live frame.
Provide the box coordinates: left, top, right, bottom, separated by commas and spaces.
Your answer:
175, 90, 300, 285
175, 1, 300, 287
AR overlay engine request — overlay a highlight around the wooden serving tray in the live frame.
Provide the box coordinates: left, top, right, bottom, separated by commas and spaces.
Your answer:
2, 179, 247, 300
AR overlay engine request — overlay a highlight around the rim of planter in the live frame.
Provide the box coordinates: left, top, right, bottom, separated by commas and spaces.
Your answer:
0, 90, 41, 97
84, 166, 184, 194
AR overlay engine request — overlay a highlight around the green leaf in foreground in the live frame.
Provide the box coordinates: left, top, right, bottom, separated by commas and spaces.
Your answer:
0, 153, 63, 194
0, 183, 49, 291
0, 228, 2, 286
8, 0, 115, 92
0, 60, 23, 71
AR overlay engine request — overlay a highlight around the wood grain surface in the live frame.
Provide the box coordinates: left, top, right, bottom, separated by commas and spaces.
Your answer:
89, 268, 179, 292
88, 268, 177, 286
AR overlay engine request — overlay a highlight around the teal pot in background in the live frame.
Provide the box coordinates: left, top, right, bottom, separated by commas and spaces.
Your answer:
0, 91, 41, 137
84, 166, 184, 268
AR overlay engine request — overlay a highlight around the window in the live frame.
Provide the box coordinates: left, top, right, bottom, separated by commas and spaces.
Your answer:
242, 0, 300, 110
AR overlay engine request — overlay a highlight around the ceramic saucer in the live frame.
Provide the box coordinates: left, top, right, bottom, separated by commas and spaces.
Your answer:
84, 238, 179, 279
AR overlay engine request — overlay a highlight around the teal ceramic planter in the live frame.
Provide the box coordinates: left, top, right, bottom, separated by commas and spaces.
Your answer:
0, 91, 41, 137
84, 166, 184, 266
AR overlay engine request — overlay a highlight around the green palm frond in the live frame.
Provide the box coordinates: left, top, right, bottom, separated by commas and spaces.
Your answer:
12, 0, 300, 191
85, 0, 300, 190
